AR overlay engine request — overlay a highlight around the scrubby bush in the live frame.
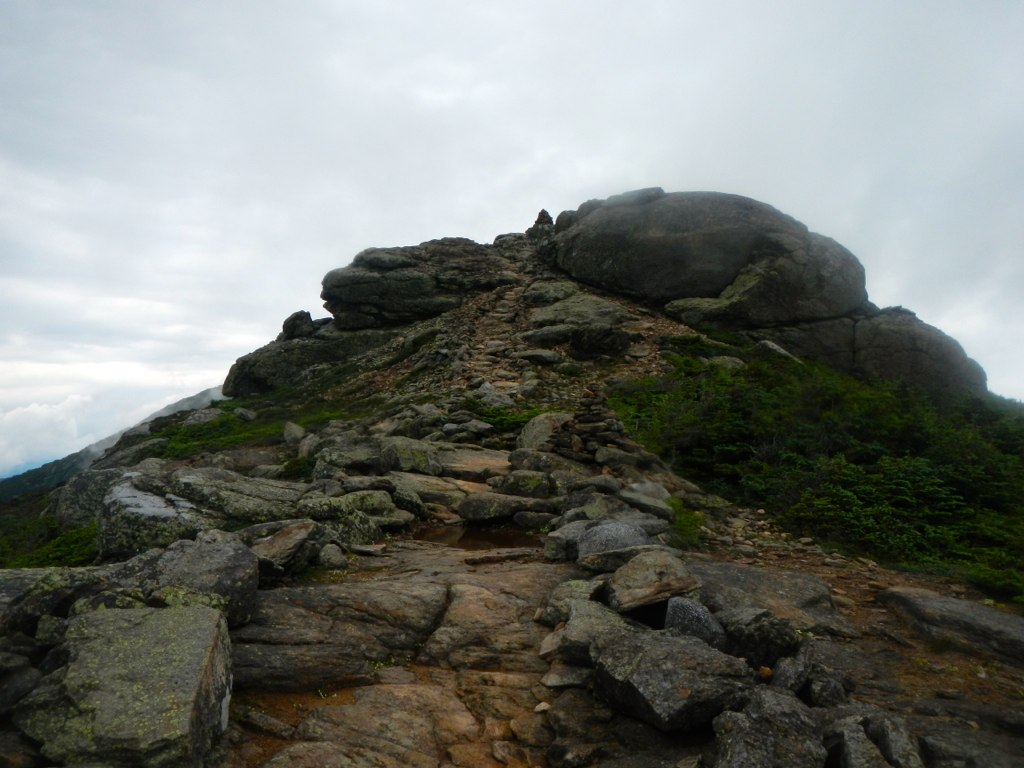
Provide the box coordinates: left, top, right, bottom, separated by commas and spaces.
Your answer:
610, 347, 1024, 601
666, 496, 704, 548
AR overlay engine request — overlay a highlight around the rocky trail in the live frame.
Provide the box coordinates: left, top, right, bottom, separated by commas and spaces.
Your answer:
216, 507, 1024, 768
223, 533, 569, 768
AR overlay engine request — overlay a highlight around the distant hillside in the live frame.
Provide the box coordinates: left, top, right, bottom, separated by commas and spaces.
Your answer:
0, 386, 223, 502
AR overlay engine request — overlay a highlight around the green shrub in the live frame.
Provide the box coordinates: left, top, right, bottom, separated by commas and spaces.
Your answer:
4, 522, 98, 567
280, 455, 317, 480
667, 497, 704, 548
609, 351, 1024, 602
153, 413, 284, 459
461, 398, 544, 432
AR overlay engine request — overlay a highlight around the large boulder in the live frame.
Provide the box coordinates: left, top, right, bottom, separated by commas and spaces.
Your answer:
320, 237, 520, 329
664, 597, 727, 649
593, 629, 754, 732
877, 585, 1024, 665
687, 557, 855, 637
223, 327, 399, 397
110, 530, 259, 627
168, 467, 309, 525
576, 521, 651, 558
549, 188, 865, 321
750, 308, 988, 398
851, 309, 987, 396
97, 475, 205, 559
457, 491, 557, 522
709, 688, 827, 768
606, 550, 700, 612
13, 606, 231, 768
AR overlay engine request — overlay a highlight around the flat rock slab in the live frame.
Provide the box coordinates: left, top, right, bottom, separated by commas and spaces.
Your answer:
232, 541, 567, 689
239, 540, 569, 767
419, 580, 550, 672
877, 586, 1024, 665
289, 682, 479, 766
231, 580, 449, 690
436, 446, 511, 481
14, 606, 230, 768
686, 556, 855, 637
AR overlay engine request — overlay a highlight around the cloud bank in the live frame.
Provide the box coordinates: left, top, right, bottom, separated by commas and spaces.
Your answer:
2, 1, 1022, 477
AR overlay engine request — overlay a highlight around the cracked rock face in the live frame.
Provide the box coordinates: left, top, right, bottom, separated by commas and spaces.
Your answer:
13, 606, 231, 768
320, 238, 521, 329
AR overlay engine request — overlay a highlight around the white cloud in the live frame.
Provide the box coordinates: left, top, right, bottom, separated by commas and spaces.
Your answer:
1, 0, 1023, 475
0, 395, 94, 477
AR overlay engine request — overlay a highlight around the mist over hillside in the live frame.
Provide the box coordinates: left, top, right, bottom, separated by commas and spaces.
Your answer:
0, 387, 223, 500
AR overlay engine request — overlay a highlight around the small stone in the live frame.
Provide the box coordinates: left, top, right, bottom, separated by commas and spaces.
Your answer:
318, 543, 347, 569
538, 629, 565, 660
541, 661, 593, 689
283, 421, 306, 444
833, 595, 855, 610
514, 349, 562, 365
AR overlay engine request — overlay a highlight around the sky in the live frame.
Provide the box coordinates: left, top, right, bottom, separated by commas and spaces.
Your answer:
1, 1, 1022, 479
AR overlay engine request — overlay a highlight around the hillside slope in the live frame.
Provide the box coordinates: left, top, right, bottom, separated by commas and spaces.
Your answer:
1, 189, 1021, 768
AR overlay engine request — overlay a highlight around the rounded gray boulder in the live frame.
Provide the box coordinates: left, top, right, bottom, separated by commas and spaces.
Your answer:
665, 596, 727, 649
554, 190, 813, 297
576, 521, 651, 558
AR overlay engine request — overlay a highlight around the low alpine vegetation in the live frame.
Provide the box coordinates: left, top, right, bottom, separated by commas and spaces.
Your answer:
610, 341, 1024, 602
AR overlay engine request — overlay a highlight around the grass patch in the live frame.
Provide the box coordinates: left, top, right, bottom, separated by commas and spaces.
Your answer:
667, 497, 704, 548
460, 397, 545, 432
4, 522, 98, 567
154, 412, 285, 459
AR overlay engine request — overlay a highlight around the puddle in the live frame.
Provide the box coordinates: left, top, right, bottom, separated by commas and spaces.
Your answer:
413, 524, 541, 550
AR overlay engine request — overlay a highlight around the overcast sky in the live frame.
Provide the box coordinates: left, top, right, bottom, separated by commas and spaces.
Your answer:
2, 1, 1022, 478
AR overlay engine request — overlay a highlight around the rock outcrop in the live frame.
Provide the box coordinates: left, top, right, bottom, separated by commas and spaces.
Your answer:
548, 188, 864, 316
544, 188, 985, 397
14, 605, 231, 768
321, 237, 521, 329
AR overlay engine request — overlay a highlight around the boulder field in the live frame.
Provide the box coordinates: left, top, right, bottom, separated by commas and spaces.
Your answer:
1, 189, 1017, 767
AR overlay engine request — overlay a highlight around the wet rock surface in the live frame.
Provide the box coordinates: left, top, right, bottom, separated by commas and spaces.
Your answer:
225, 539, 570, 767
